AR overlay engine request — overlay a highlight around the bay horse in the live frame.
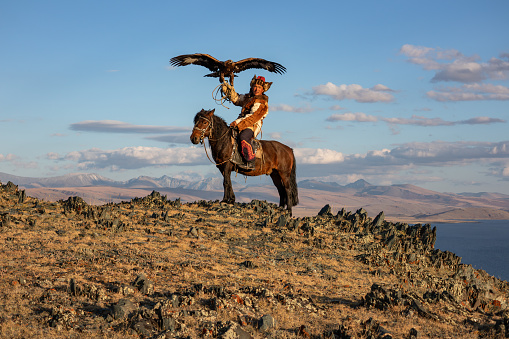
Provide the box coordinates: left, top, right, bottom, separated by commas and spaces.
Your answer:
190, 109, 299, 214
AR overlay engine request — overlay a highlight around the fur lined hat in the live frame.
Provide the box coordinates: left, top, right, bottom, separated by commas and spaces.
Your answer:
250, 75, 272, 92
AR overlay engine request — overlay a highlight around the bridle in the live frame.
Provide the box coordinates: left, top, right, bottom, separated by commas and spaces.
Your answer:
193, 114, 232, 166
193, 115, 231, 144
192, 116, 213, 144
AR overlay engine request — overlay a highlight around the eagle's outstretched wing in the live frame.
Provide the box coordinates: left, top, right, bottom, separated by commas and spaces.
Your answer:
169, 53, 222, 73
170, 54, 286, 85
234, 58, 287, 75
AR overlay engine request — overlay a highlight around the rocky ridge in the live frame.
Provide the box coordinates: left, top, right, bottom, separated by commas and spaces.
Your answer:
0, 181, 508, 338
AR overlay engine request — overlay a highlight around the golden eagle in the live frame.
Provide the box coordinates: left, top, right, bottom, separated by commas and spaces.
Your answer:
169, 53, 286, 85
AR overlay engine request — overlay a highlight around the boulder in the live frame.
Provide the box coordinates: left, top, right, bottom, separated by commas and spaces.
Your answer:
318, 204, 333, 216
259, 314, 276, 331
111, 299, 137, 319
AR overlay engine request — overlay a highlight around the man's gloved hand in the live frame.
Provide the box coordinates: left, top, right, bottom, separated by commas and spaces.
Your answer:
222, 81, 239, 103
221, 81, 231, 93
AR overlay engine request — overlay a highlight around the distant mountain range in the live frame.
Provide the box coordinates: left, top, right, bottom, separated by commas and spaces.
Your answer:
1, 172, 509, 222
0, 172, 244, 191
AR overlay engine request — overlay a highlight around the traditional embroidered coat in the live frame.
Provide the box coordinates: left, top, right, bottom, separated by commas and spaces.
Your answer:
231, 94, 269, 137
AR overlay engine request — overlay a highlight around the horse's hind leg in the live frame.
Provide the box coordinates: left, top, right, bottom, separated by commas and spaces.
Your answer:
270, 171, 287, 209
278, 170, 295, 215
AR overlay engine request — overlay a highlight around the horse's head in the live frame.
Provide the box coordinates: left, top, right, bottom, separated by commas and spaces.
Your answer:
190, 109, 215, 145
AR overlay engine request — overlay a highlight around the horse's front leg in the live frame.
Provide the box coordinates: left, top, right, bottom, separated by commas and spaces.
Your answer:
220, 163, 235, 204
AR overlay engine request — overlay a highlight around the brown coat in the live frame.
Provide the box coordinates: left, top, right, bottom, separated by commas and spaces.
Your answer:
232, 94, 269, 137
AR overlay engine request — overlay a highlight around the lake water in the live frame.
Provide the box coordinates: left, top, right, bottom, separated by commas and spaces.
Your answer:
433, 220, 509, 282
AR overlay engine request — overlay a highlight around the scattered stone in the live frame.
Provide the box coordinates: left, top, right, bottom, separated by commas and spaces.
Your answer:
118, 284, 137, 296
318, 204, 332, 216
363, 284, 403, 311
161, 317, 177, 332
372, 211, 385, 228
259, 314, 276, 331
410, 299, 437, 320
188, 226, 199, 238
133, 273, 155, 295
61, 196, 89, 215
18, 190, 26, 203
277, 214, 288, 227
240, 260, 255, 268
49, 306, 77, 329
298, 325, 310, 338
222, 322, 253, 339
111, 298, 138, 320
134, 319, 158, 337
1, 213, 11, 228
409, 328, 419, 338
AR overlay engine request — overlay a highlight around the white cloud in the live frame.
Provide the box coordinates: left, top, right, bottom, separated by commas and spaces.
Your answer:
46, 152, 60, 160
268, 132, 282, 139
59, 146, 207, 170
382, 115, 454, 126
296, 141, 509, 182
431, 60, 484, 83
427, 84, 509, 101
400, 44, 509, 83
372, 84, 394, 92
390, 141, 509, 163
70, 120, 190, 134
312, 82, 395, 103
461, 117, 506, 124
51, 142, 509, 185
367, 149, 391, 157
0, 153, 17, 161
326, 112, 378, 122
270, 104, 317, 113
329, 105, 346, 111
503, 167, 509, 177
464, 83, 509, 94
294, 148, 344, 164
325, 113, 505, 126
400, 44, 434, 59
490, 143, 507, 155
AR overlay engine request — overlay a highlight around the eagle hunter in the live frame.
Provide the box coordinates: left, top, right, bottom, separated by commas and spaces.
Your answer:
170, 53, 286, 85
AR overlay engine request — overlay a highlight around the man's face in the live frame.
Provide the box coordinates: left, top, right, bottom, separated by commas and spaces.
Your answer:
252, 84, 264, 96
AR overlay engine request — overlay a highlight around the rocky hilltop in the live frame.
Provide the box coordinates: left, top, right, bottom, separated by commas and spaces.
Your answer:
3, 172, 509, 223
0, 181, 508, 338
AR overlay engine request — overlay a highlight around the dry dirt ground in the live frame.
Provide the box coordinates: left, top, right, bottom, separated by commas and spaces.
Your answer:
1, 182, 508, 338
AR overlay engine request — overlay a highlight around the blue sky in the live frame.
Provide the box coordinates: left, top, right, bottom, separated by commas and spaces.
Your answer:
1, 0, 509, 194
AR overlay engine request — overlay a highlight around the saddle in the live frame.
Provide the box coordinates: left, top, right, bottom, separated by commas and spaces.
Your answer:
230, 129, 263, 170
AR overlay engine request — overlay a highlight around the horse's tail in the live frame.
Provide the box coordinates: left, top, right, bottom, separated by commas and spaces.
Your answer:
289, 152, 299, 207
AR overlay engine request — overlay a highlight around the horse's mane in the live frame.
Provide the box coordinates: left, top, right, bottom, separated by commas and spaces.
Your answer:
212, 114, 227, 127
194, 109, 227, 126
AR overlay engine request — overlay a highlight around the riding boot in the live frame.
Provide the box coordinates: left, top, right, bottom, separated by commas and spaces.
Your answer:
241, 140, 255, 162
239, 129, 256, 168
